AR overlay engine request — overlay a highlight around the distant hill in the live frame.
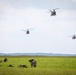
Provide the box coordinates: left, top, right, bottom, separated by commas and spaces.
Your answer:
0, 53, 76, 56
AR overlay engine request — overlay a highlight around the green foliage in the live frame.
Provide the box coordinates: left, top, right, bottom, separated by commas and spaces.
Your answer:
0, 56, 76, 75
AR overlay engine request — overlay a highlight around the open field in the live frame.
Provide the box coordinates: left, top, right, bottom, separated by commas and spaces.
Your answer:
0, 56, 76, 75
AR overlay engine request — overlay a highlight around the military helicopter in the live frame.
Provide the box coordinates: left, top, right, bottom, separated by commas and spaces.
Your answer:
69, 34, 76, 39
47, 8, 59, 16
22, 28, 34, 34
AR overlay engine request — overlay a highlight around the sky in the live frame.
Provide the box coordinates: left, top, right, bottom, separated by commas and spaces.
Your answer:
0, 0, 76, 54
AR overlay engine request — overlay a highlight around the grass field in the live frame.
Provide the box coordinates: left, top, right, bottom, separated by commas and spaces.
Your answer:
0, 56, 76, 75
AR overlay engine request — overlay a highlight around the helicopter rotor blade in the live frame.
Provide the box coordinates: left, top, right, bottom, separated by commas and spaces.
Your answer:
54, 8, 59, 10
29, 28, 34, 30
49, 9, 52, 12
68, 36, 72, 37
46, 9, 52, 13
46, 12, 50, 13
21, 30, 26, 32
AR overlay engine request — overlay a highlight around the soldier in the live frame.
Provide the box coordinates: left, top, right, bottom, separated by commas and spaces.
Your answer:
4, 58, 7, 62
29, 59, 37, 68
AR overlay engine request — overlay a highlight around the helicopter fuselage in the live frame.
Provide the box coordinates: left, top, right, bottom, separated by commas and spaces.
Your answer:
72, 36, 76, 39
51, 11, 56, 16
26, 30, 30, 34
51, 12, 56, 16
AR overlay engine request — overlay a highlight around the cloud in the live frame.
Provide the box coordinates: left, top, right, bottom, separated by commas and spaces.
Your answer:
0, 5, 76, 33
44, 0, 76, 4
72, 0, 76, 3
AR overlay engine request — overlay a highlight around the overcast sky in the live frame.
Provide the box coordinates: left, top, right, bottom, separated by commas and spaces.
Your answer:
0, 0, 76, 54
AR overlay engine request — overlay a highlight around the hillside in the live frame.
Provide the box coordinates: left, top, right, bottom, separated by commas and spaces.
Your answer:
0, 53, 76, 56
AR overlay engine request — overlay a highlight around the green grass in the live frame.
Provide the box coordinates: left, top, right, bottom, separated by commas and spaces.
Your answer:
0, 56, 76, 75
